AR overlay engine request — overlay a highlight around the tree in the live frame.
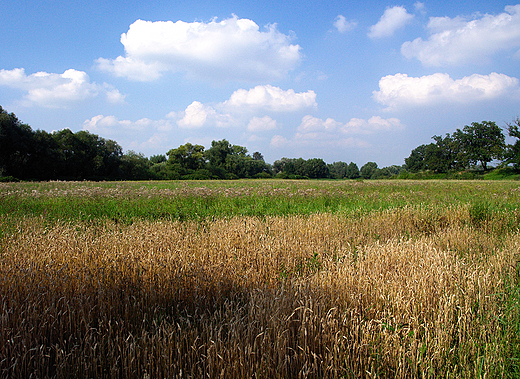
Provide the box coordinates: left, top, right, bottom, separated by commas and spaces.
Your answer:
0, 106, 35, 178
205, 140, 232, 169
167, 143, 206, 171
505, 117, 520, 171
360, 162, 378, 179
453, 121, 505, 171
346, 162, 360, 179
273, 157, 327, 178
50, 129, 123, 180
328, 161, 348, 179
303, 158, 329, 178
405, 134, 462, 174
329, 161, 361, 179
30, 129, 61, 180
372, 165, 405, 179
430, 134, 461, 172
253, 152, 264, 161
119, 151, 153, 180
150, 154, 167, 164
405, 144, 428, 173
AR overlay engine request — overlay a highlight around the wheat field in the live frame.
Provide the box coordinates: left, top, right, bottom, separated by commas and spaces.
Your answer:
1, 180, 519, 378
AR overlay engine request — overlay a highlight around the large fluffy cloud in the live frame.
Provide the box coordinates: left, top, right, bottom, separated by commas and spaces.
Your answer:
373, 72, 520, 110
96, 16, 302, 82
368, 6, 414, 38
0, 68, 125, 108
401, 5, 520, 66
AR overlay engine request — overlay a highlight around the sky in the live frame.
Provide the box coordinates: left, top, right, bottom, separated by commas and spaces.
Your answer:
1, 0, 520, 167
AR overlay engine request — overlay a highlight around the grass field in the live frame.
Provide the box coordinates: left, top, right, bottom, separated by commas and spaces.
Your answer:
1, 179, 519, 378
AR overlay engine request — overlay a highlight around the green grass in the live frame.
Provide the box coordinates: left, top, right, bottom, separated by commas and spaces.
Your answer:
1, 179, 519, 223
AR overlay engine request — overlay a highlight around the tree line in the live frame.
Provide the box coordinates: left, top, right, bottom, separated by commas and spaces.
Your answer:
404, 120, 520, 173
1, 105, 519, 181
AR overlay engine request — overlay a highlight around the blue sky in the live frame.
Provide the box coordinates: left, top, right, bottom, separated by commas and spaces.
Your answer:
1, 0, 520, 166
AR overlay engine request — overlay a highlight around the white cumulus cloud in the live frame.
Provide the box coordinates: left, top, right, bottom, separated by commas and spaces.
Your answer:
247, 116, 277, 132
297, 115, 403, 135
373, 72, 520, 110
369, 6, 414, 38
177, 101, 217, 129
342, 116, 404, 134
224, 85, 317, 112
96, 16, 302, 82
298, 115, 342, 132
83, 114, 174, 135
401, 5, 520, 66
334, 15, 357, 33
288, 115, 403, 151
0, 68, 125, 107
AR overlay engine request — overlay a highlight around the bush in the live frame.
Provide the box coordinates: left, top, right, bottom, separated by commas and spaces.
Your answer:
0, 176, 20, 182
253, 172, 272, 179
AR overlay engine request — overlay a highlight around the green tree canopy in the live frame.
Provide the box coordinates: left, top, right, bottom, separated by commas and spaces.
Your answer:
346, 162, 360, 179
360, 162, 378, 179
167, 143, 206, 171
453, 121, 505, 171
0, 106, 34, 178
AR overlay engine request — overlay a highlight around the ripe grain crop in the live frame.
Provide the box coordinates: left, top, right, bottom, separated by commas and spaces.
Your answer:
1, 184, 519, 378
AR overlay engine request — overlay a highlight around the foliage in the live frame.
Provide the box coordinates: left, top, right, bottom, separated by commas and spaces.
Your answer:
346, 162, 360, 179
372, 164, 405, 179
453, 121, 505, 171
0, 106, 124, 180
360, 161, 378, 179
149, 154, 167, 164
119, 151, 154, 180
505, 117, 520, 171
328, 161, 360, 179
405, 121, 506, 174
273, 157, 330, 179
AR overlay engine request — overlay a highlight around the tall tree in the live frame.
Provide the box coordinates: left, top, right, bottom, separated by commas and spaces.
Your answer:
453, 121, 505, 171
0, 106, 35, 178
346, 162, 360, 179
119, 151, 153, 180
360, 162, 378, 179
328, 161, 348, 179
405, 144, 428, 173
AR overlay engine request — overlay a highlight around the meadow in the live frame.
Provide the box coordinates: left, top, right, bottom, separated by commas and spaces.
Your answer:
0, 179, 519, 378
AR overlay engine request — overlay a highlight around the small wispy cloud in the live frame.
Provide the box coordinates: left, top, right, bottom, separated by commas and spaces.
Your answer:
0, 68, 125, 108
368, 6, 414, 38
334, 15, 357, 33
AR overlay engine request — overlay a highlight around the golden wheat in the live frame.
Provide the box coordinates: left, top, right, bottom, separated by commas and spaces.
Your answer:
0, 206, 518, 378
